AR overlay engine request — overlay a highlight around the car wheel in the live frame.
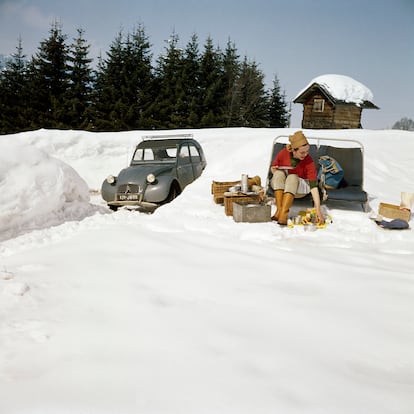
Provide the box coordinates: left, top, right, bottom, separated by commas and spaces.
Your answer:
109, 205, 118, 212
163, 181, 181, 204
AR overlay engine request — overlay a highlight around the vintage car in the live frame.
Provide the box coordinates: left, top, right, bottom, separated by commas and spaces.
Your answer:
101, 134, 207, 211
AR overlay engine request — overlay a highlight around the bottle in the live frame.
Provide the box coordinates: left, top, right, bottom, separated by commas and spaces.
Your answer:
241, 174, 248, 193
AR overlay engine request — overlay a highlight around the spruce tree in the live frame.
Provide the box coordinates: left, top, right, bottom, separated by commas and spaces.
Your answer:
92, 31, 127, 130
181, 34, 201, 127
153, 31, 186, 128
222, 39, 241, 127
91, 25, 155, 130
199, 37, 225, 127
65, 28, 93, 129
236, 58, 269, 127
268, 75, 290, 127
28, 21, 70, 128
127, 24, 155, 129
0, 38, 29, 133
0, 24, 291, 132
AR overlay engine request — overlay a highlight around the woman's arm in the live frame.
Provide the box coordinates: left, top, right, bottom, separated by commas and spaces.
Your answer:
310, 187, 325, 224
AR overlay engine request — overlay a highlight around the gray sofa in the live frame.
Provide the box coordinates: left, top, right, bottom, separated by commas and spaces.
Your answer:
267, 136, 369, 211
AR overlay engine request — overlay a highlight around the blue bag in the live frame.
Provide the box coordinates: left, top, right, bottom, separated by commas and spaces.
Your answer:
318, 156, 344, 189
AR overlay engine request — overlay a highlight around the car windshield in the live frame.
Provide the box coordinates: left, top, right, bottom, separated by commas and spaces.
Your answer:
132, 144, 177, 163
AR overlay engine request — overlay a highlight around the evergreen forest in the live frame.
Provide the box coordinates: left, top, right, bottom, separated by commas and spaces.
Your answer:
0, 22, 290, 134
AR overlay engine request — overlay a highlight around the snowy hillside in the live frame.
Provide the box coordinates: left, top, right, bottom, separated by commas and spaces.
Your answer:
0, 127, 413, 414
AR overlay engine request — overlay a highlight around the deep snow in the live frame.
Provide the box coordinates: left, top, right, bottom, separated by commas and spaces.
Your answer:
0, 127, 413, 414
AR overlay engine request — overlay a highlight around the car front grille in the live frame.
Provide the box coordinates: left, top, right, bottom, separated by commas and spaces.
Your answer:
118, 184, 140, 194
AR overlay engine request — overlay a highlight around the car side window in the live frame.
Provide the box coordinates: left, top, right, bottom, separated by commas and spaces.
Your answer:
189, 145, 201, 163
166, 147, 177, 158
178, 145, 191, 164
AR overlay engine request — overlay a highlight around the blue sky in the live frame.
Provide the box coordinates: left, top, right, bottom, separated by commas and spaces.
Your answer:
0, 0, 413, 129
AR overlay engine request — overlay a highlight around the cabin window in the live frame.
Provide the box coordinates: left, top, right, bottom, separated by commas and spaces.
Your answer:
313, 98, 324, 112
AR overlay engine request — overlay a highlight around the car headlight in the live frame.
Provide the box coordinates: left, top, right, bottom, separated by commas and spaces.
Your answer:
146, 173, 156, 184
106, 175, 116, 184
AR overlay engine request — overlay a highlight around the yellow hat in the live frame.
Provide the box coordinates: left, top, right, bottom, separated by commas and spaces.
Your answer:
288, 131, 308, 150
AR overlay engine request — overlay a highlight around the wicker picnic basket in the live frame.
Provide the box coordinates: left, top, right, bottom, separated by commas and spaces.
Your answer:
211, 180, 240, 204
211, 176, 261, 204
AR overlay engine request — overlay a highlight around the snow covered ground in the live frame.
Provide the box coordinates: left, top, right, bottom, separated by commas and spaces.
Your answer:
1, 127, 413, 414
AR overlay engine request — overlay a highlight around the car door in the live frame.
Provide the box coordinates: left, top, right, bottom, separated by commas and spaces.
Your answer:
189, 144, 204, 178
176, 143, 195, 188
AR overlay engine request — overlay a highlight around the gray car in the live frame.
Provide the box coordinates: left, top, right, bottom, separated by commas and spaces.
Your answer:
101, 134, 207, 211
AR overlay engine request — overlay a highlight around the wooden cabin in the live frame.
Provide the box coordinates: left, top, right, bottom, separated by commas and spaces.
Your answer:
293, 75, 379, 129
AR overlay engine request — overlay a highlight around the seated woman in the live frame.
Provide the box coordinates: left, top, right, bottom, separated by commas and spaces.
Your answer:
270, 131, 324, 225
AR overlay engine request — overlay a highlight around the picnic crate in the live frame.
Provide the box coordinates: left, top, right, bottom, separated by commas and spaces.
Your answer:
211, 180, 240, 204
379, 203, 411, 221
233, 202, 271, 223
224, 193, 261, 216
211, 176, 262, 204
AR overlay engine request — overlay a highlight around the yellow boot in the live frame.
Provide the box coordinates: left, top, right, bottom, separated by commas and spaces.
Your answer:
277, 192, 295, 225
271, 190, 284, 221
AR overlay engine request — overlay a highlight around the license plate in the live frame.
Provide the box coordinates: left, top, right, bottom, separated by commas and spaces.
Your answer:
118, 194, 139, 201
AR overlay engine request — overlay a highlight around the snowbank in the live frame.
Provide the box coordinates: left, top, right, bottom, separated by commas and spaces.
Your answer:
0, 127, 413, 414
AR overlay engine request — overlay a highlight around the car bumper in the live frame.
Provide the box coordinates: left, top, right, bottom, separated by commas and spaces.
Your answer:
107, 200, 159, 211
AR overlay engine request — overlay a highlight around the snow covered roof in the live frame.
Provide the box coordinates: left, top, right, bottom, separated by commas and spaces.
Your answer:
294, 74, 379, 109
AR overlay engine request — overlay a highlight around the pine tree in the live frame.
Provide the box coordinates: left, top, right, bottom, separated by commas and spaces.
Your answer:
268, 75, 290, 127
222, 39, 241, 127
199, 37, 225, 127
91, 25, 155, 130
65, 28, 93, 129
1, 25, 291, 132
181, 34, 201, 127
153, 31, 186, 128
91, 31, 127, 130
127, 24, 156, 129
27, 21, 70, 128
0, 38, 30, 133
236, 58, 269, 127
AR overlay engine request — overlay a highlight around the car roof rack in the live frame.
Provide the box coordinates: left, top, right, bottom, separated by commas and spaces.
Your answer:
141, 133, 193, 141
